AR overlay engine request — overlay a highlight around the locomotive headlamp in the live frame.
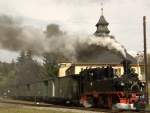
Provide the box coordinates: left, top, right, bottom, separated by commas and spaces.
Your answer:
120, 82, 125, 86
141, 83, 145, 86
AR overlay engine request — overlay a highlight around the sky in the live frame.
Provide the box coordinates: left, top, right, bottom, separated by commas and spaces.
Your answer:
0, 0, 150, 62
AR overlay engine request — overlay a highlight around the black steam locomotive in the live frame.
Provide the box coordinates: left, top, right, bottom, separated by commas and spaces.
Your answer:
8, 59, 145, 109
79, 59, 145, 109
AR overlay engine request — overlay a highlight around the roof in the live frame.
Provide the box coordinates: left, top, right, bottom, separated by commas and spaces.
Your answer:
96, 15, 109, 26
76, 46, 137, 64
95, 15, 110, 36
72, 63, 142, 67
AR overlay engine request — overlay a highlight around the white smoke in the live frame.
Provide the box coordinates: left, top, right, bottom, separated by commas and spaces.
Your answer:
78, 35, 127, 58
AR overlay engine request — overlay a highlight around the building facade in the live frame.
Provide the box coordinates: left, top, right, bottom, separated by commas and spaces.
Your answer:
58, 63, 144, 81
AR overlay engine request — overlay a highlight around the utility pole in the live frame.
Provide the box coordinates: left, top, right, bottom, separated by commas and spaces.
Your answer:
143, 16, 149, 105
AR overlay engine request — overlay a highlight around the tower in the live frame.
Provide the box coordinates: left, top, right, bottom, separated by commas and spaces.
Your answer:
94, 8, 110, 37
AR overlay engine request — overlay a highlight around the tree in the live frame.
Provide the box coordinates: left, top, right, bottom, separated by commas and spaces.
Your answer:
43, 53, 59, 77
0, 61, 16, 95
17, 50, 26, 64
15, 50, 48, 85
26, 49, 32, 60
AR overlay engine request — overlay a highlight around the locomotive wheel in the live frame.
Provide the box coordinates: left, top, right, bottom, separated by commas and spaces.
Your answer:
97, 95, 113, 109
131, 83, 140, 92
80, 96, 94, 108
107, 96, 112, 109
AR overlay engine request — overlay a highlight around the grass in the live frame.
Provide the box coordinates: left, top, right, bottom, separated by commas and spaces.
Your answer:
0, 98, 78, 113
0, 108, 57, 113
0, 105, 76, 113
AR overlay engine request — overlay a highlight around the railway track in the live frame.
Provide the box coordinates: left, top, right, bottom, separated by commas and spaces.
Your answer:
0, 98, 148, 113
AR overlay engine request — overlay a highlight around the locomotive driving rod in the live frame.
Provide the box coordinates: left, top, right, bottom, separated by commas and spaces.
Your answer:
143, 16, 149, 105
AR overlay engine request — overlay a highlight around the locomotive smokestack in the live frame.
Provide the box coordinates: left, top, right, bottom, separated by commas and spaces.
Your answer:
121, 59, 132, 75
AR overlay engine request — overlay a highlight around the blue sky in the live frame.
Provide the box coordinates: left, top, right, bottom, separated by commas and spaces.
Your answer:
0, 0, 150, 62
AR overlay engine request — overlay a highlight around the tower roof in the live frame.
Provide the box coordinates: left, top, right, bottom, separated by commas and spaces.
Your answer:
94, 8, 110, 36
96, 15, 109, 26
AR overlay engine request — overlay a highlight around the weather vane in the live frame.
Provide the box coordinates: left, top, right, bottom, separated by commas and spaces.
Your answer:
101, 2, 103, 15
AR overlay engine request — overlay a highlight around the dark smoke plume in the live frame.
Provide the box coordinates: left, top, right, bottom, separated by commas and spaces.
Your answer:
0, 14, 126, 62
45, 24, 64, 37
0, 15, 45, 54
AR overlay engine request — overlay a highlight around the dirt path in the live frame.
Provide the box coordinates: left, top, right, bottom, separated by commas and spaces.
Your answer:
0, 98, 148, 113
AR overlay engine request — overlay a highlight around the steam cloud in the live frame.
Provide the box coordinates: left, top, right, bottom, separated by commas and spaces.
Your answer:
0, 15, 126, 62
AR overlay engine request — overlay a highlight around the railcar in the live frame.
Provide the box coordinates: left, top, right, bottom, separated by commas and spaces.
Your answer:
9, 59, 146, 110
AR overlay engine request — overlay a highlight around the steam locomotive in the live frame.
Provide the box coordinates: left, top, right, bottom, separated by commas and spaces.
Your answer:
9, 59, 145, 110
79, 59, 145, 109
